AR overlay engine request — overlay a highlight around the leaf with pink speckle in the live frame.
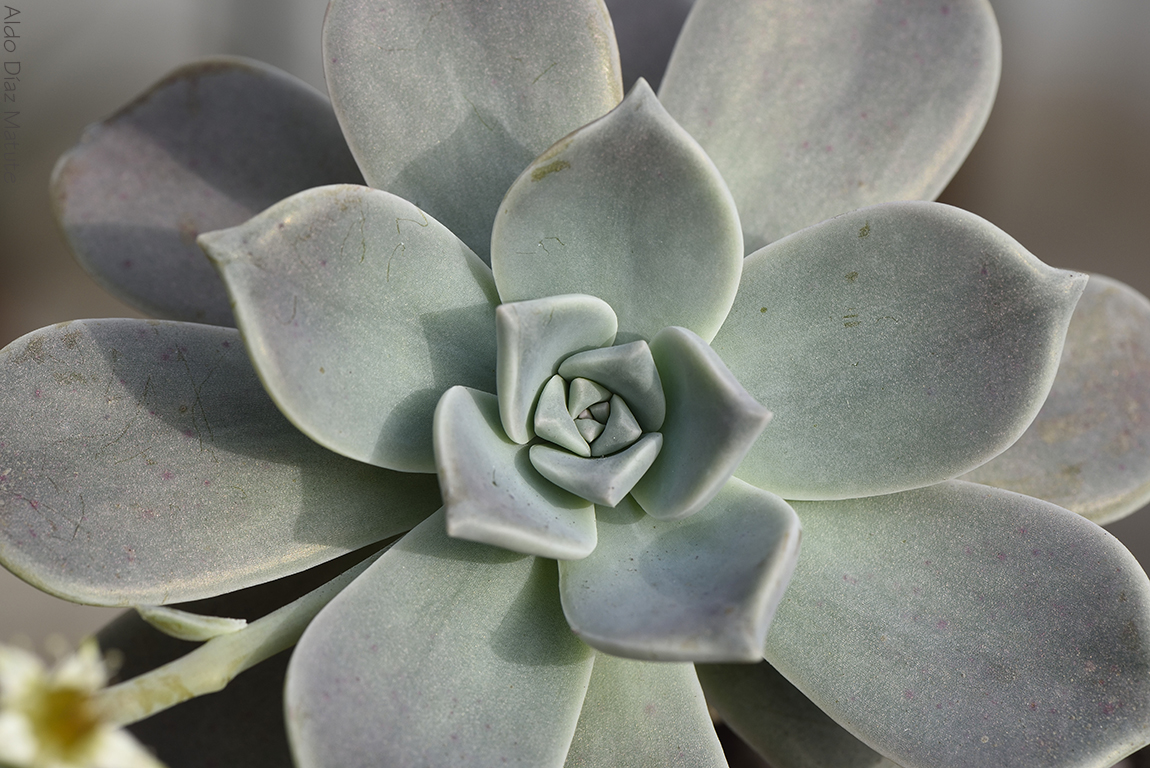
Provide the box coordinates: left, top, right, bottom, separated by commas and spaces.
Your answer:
564, 652, 726, 767
764, 481, 1150, 768
0, 320, 438, 606
964, 275, 1150, 525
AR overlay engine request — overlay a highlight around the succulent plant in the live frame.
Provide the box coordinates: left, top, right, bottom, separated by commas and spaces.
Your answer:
4, 1, 1150, 766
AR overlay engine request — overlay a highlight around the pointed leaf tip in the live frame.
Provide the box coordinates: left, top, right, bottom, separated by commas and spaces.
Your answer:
52, 56, 362, 325
323, 0, 622, 263
964, 274, 1150, 524
633, 326, 771, 521
530, 433, 662, 508
661, 0, 1001, 250
714, 202, 1086, 500
768, 482, 1150, 768
205, 184, 499, 473
492, 78, 743, 343
435, 387, 596, 560
560, 480, 800, 662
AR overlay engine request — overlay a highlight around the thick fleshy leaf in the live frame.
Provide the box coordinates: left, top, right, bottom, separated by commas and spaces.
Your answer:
963, 275, 1150, 525
530, 433, 663, 508
286, 510, 596, 768
559, 341, 665, 432
51, 57, 363, 325
569, 378, 613, 419
632, 327, 770, 521
536, 375, 592, 457
0, 320, 439, 606
577, 418, 605, 443
660, 0, 1000, 251
323, 0, 622, 263
559, 479, 800, 662
199, 184, 499, 473
496, 294, 617, 444
562, 345, 665, 434
435, 387, 596, 560
698, 661, 898, 768
135, 605, 246, 642
766, 481, 1150, 768
564, 653, 726, 767
590, 396, 642, 456
491, 80, 743, 344
713, 203, 1087, 500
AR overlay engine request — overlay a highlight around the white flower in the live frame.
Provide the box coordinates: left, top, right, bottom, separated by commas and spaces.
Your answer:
0, 642, 163, 768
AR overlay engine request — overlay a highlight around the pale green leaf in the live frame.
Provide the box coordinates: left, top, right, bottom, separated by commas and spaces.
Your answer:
435, 387, 596, 560
323, 0, 622, 263
576, 418, 605, 443
0, 320, 439, 606
564, 653, 727, 768
713, 203, 1086, 500
496, 294, 617, 444
199, 184, 499, 473
569, 378, 613, 420
536, 375, 592, 457
135, 606, 246, 642
589, 395, 642, 456
697, 661, 898, 768
632, 326, 770, 521
530, 434, 662, 508
964, 274, 1150, 525
660, 0, 1000, 251
285, 510, 595, 768
491, 80, 743, 344
51, 57, 362, 326
766, 481, 1150, 768
559, 480, 799, 662
558, 341, 665, 431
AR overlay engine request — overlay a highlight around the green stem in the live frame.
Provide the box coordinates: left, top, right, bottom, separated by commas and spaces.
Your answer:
94, 552, 379, 726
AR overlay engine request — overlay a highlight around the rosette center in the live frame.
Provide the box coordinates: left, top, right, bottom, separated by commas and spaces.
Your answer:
527, 340, 665, 508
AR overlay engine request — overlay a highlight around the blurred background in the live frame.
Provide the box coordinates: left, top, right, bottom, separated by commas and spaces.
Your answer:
1, 0, 1148, 683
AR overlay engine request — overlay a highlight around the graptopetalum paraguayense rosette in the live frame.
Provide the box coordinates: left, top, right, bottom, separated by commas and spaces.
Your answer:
3, 1, 1150, 767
